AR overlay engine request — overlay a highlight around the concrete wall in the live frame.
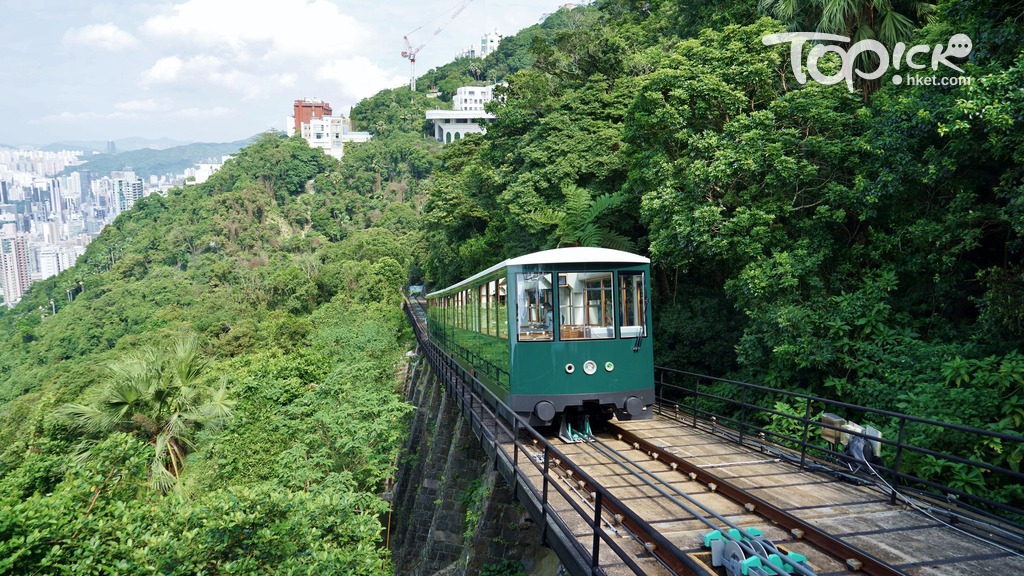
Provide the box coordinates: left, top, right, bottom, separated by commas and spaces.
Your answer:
389, 356, 560, 576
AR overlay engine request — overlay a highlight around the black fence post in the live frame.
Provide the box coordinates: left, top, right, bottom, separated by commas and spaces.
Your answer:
692, 377, 699, 428
739, 385, 749, 445
591, 491, 603, 573
541, 446, 550, 544
513, 419, 520, 467
799, 399, 812, 469
891, 417, 907, 505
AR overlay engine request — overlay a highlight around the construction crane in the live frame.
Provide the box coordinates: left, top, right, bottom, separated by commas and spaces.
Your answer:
401, 0, 475, 91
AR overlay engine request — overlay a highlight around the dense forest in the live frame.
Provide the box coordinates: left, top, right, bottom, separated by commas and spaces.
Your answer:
0, 0, 1021, 572
0, 133, 424, 573
403, 0, 1023, 497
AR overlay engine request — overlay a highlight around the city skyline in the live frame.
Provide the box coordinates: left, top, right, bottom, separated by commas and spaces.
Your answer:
0, 0, 575, 147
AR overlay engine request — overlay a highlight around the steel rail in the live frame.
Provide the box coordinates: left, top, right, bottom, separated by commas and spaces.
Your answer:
530, 442, 709, 576
580, 435, 817, 576
611, 424, 908, 576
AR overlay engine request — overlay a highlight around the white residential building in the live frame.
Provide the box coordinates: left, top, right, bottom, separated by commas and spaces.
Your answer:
185, 156, 232, 185
300, 116, 372, 160
1, 233, 31, 308
112, 171, 144, 214
455, 31, 502, 60
425, 85, 497, 144
286, 98, 371, 159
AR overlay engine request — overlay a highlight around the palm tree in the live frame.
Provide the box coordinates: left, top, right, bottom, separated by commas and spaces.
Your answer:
760, 0, 935, 94
760, 0, 932, 41
58, 335, 233, 494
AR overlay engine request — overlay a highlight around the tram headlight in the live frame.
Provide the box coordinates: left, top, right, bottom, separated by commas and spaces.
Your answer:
565, 363, 575, 374
583, 360, 597, 375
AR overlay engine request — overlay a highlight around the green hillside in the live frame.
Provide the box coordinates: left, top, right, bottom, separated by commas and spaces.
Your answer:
1, 0, 1022, 571
64, 138, 253, 179
0, 132, 427, 573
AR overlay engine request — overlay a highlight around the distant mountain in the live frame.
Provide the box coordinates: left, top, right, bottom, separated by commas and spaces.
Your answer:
42, 137, 191, 154
66, 138, 254, 179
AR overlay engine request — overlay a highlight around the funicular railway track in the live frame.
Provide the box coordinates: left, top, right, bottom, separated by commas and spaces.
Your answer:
404, 292, 1024, 576
405, 293, 1024, 569
507, 413, 1024, 576
555, 413, 1024, 575
410, 294, 884, 574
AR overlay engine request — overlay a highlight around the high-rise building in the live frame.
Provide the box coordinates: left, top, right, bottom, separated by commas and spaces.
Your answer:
112, 171, 144, 214
290, 98, 332, 136
49, 178, 65, 223
0, 234, 31, 308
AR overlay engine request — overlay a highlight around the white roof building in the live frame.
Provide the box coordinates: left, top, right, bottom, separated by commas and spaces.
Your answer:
425, 85, 497, 144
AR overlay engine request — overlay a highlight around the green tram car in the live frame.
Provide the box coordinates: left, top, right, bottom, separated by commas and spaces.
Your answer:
426, 247, 654, 427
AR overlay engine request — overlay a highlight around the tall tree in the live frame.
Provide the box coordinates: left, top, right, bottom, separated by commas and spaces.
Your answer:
759, 0, 935, 95
759, 0, 933, 42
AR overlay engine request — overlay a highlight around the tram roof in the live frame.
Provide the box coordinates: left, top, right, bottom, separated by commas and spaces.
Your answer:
428, 247, 649, 297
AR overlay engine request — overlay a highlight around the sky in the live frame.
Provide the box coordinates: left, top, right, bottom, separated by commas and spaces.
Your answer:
0, 0, 574, 146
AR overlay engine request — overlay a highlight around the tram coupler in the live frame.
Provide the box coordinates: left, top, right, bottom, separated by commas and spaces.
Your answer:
559, 414, 594, 443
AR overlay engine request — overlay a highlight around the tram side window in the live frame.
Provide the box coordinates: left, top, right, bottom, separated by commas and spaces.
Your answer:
558, 272, 614, 340
497, 277, 508, 339
516, 273, 553, 341
472, 286, 481, 333
619, 272, 647, 338
458, 290, 466, 329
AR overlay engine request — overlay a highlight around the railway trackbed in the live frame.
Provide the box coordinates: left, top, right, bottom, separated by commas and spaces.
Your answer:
506, 416, 1024, 576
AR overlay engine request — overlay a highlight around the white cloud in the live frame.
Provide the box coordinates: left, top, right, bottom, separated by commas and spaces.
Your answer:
114, 98, 171, 112
317, 57, 408, 100
141, 0, 367, 61
39, 111, 102, 123
134, 0, 390, 100
39, 104, 237, 127
172, 106, 235, 119
62, 23, 139, 51
142, 56, 184, 84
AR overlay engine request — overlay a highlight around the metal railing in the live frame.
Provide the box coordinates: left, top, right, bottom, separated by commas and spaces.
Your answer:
404, 299, 703, 576
654, 367, 1024, 540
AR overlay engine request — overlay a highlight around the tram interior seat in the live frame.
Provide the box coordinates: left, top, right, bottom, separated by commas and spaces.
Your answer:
559, 325, 615, 339
519, 327, 552, 340
561, 325, 585, 339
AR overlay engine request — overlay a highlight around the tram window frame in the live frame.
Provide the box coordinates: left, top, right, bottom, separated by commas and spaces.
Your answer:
496, 277, 508, 340
516, 272, 553, 342
459, 290, 467, 329
482, 282, 490, 336
473, 285, 481, 333
558, 271, 615, 340
618, 271, 647, 339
